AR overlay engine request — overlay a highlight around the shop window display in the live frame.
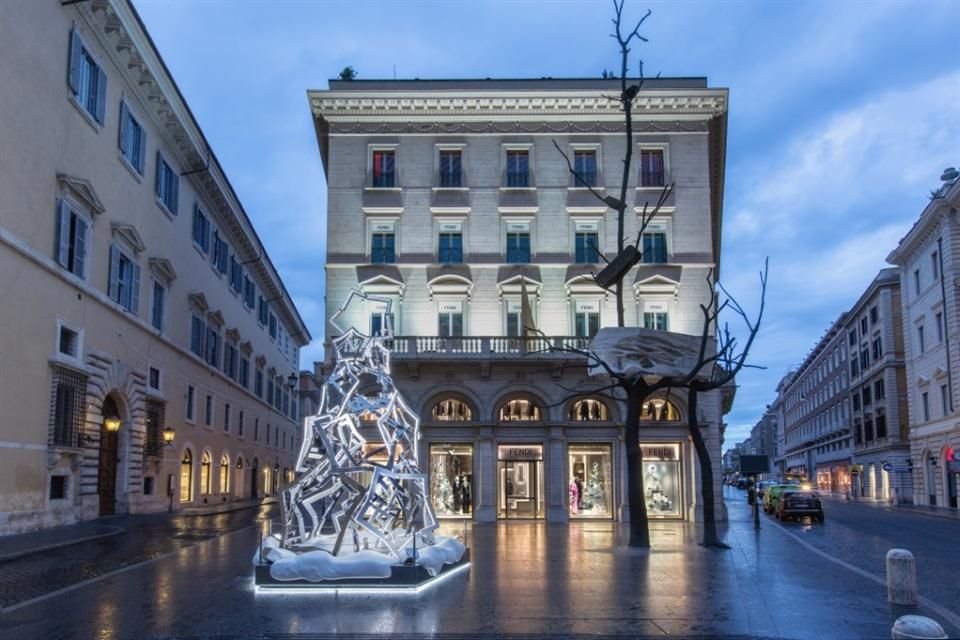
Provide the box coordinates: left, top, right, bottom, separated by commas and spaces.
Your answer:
569, 398, 610, 422
641, 443, 682, 518
429, 444, 473, 518
431, 399, 473, 421
640, 398, 680, 422
568, 444, 613, 518
499, 398, 542, 421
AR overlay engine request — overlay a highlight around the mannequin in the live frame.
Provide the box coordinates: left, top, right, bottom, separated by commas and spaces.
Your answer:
453, 476, 463, 512
460, 475, 471, 514
569, 477, 580, 514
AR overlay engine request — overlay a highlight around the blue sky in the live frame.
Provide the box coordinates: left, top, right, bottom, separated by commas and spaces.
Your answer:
134, 0, 960, 449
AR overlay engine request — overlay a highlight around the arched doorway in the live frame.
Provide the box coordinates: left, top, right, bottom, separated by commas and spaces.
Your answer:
180, 449, 194, 503
251, 457, 259, 499
98, 395, 122, 516
234, 457, 245, 498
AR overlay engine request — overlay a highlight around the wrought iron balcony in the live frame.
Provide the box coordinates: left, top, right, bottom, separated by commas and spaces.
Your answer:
384, 335, 592, 359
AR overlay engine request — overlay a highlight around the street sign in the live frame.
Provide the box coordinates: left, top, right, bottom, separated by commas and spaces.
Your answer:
882, 462, 893, 473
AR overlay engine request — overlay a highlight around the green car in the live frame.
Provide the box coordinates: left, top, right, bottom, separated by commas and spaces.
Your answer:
763, 484, 802, 513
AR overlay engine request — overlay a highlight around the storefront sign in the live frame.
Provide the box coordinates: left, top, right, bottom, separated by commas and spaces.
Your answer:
506, 221, 530, 232
641, 443, 679, 460
439, 222, 462, 232
574, 220, 599, 232
438, 300, 463, 313
645, 221, 667, 232
575, 300, 600, 313
498, 445, 543, 461
644, 301, 669, 313
371, 221, 395, 233
506, 299, 522, 313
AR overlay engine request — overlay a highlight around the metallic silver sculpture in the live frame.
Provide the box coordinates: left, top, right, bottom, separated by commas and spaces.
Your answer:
281, 291, 438, 561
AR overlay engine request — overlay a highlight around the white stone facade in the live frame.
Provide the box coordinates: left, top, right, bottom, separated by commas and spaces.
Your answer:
309, 78, 729, 524
0, 0, 309, 534
887, 173, 960, 509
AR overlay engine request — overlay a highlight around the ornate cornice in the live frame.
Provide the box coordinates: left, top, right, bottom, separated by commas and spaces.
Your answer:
328, 119, 709, 135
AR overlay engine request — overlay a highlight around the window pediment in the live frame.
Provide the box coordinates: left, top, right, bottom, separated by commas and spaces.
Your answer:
57, 173, 105, 216
148, 257, 177, 284
187, 291, 209, 312
240, 341, 253, 356
207, 310, 225, 327
110, 223, 146, 255
427, 265, 473, 298
225, 327, 241, 343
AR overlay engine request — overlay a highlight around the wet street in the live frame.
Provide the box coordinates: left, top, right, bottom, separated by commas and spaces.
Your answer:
0, 495, 956, 639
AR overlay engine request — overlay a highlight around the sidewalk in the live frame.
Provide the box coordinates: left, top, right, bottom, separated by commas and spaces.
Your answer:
0, 496, 273, 562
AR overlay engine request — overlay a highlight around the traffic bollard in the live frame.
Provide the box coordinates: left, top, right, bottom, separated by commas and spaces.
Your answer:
886, 548, 918, 606
890, 615, 947, 639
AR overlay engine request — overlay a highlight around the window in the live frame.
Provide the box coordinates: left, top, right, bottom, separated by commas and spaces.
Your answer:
371, 232, 395, 263
854, 419, 862, 444
499, 398, 542, 421
50, 366, 87, 447
371, 149, 396, 188
862, 386, 872, 406
914, 269, 921, 295
144, 400, 164, 457
254, 418, 259, 442
243, 277, 255, 309
155, 153, 179, 215
180, 450, 193, 502
219, 454, 230, 494
438, 232, 463, 264
640, 398, 680, 421
118, 102, 146, 174
431, 398, 473, 421
642, 231, 667, 263
573, 149, 597, 187
58, 324, 80, 359
190, 315, 205, 358
849, 329, 857, 347
67, 29, 106, 124
505, 149, 529, 187
255, 367, 264, 398
639, 148, 665, 187
238, 410, 245, 437
239, 357, 250, 389
872, 337, 882, 360
186, 385, 196, 422
258, 296, 269, 326
205, 325, 220, 367
864, 414, 874, 441
108, 246, 141, 314
438, 303, 464, 337
936, 312, 944, 343
852, 392, 861, 411
211, 231, 228, 275
224, 342, 238, 380
229, 256, 243, 293
860, 316, 868, 335
874, 379, 885, 400
644, 312, 669, 331
438, 149, 462, 187
575, 232, 600, 264
932, 251, 939, 280
851, 358, 859, 378
574, 308, 600, 338
875, 410, 887, 439
941, 384, 949, 416
49, 475, 67, 501
55, 201, 89, 279
506, 232, 531, 263
505, 305, 521, 337
200, 451, 212, 495
569, 398, 609, 421
268, 313, 278, 340
918, 325, 925, 354
151, 281, 165, 332
922, 392, 930, 421
370, 312, 395, 337
267, 378, 275, 409
204, 395, 213, 427
148, 366, 161, 391
224, 403, 231, 432
860, 348, 869, 370
192, 205, 210, 253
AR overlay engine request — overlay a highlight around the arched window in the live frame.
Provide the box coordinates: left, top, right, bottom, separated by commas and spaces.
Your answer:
569, 398, 610, 422
499, 398, 542, 422
431, 398, 473, 421
200, 451, 212, 495
179, 449, 193, 503
219, 454, 230, 494
640, 398, 680, 422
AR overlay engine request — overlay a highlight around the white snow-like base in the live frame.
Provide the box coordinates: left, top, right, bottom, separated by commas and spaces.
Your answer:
254, 534, 467, 582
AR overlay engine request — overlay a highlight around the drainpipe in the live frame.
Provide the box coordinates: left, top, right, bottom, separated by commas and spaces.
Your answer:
937, 237, 954, 412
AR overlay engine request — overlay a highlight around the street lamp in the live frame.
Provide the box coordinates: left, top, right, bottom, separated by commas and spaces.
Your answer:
162, 425, 176, 447
103, 417, 121, 433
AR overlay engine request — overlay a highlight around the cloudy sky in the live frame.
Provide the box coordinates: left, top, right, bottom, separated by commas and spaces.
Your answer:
134, 0, 959, 450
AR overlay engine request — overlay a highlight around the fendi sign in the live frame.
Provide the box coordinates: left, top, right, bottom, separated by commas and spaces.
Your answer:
498, 445, 543, 461
641, 444, 678, 460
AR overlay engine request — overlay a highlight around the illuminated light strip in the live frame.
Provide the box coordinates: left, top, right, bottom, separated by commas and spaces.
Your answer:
254, 562, 471, 596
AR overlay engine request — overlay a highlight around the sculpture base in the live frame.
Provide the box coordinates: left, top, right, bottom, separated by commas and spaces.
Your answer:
254, 548, 470, 592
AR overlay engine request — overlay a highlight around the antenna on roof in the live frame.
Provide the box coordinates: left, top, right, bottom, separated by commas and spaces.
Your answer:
393, 64, 397, 80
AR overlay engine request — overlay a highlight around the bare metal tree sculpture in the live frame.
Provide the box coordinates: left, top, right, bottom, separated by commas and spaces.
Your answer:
281, 291, 438, 560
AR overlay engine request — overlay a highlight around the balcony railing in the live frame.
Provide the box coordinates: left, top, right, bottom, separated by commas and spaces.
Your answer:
385, 336, 592, 359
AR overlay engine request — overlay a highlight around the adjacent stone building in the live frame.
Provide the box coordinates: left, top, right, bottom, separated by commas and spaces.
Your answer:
308, 77, 730, 524
887, 169, 960, 509
0, 0, 310, 534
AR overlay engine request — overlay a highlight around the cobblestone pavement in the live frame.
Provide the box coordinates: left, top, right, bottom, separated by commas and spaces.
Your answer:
0, 496, 956, 639
0, 504, 272, 610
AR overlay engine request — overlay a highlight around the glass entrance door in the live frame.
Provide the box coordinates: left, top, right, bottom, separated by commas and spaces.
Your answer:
497, 444, 544, 519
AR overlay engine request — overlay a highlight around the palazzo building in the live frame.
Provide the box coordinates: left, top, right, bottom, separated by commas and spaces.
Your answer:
887, 169, 960, 509
309, 77, 729, 523
0, 0, 310, 534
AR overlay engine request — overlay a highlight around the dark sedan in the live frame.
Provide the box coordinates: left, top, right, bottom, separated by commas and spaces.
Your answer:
775, 490, 824, 522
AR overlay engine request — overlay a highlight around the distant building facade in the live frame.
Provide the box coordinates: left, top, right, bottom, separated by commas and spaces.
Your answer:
309, 77, 730, 524
887, 170, 960, 509
0, 0, 309, 534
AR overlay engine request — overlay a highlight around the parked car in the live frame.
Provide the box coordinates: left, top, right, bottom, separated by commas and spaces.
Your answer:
776, 490, 824, 522
736, 477, 749, 489
763, 483, 801, 513
756, 480, 777, 499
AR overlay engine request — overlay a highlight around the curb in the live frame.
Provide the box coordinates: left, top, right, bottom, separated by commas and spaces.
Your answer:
0, 525, 125, 563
